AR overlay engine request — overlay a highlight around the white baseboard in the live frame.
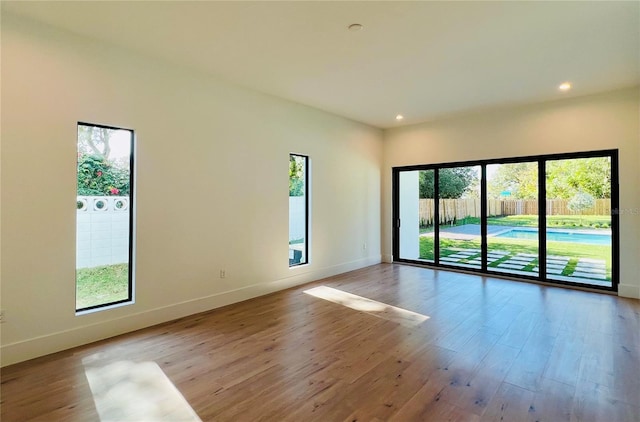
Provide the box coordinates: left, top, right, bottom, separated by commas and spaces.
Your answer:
618, 283, 640, 299
1, 255, 381, 367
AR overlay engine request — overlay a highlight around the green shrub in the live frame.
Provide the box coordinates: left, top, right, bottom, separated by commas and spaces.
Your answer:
77, 154, 130, 196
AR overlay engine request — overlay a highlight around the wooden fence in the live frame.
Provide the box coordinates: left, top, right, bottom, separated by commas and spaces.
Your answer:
419, 198, 611, 225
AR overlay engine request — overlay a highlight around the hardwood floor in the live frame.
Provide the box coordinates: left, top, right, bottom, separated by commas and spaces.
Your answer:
2, 263, 639, 421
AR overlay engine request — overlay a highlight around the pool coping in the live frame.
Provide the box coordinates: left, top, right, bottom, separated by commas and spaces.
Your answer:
490, 226, 612, 237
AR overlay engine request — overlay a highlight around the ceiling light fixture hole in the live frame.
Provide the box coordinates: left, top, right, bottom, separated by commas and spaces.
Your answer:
558, 82, 572, 91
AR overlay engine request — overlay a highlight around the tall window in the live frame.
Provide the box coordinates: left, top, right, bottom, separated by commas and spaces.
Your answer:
393, 150, 618, 291
76, 123, 134, 311
289, 154, 308, 266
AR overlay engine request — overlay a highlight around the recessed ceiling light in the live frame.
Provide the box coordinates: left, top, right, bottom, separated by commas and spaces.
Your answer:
348, 23, 363, 32
396, 114, 404, 121
558, 82, 572, 91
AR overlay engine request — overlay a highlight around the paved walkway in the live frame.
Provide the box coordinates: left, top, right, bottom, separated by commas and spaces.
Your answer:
419, 224, 611, 287
439, 247, 609, 287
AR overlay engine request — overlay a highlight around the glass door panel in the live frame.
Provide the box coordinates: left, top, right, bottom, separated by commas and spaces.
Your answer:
438, 166, 481, 269
545, 157, 612, 287
486, 162, 539, 276
418, 170, 435, 261
399, 170, 435, 261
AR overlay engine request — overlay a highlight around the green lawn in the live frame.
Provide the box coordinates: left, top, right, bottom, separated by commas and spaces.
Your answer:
486, 215, 611, 229
419, 236, 611, 280
76, 264, 129, 309
421, 215, 611, 231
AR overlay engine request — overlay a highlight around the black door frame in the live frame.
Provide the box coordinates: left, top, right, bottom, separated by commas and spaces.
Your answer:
392, 149, 619, 292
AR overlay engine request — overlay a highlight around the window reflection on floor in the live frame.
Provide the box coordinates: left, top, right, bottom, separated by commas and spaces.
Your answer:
304, 285, 429, 327
83, 357, 201, 422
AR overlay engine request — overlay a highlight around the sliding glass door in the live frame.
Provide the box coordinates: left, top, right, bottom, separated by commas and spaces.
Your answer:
544, 157, 612, 287
393, 150, 617, 292
486, 162, 539, 277
438, 166, 481, 269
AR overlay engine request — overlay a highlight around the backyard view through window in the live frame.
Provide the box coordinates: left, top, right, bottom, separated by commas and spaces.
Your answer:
486, 162, 539, 277
545, 157, 612, 286
76, 123, 133, 311
438, 166, 481, 269
394, 151, 616, 290
289, 154, 308, 266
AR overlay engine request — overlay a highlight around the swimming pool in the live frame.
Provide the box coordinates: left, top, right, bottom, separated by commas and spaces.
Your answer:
495, 229, 611, 245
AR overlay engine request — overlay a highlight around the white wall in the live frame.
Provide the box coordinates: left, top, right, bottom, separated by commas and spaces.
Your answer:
288, 196, 306, 242
77, 196, 130, 269
399, 171, 420, 260
0, 14, 383, 366
383, 88, 640, 299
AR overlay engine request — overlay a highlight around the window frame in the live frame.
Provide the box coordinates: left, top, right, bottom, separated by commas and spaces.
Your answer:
392, 149, 619, 292
76, 121, 135, 313
289, 153, 309, 267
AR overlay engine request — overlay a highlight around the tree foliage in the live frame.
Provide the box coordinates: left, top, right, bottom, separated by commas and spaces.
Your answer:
78, 125, 113, 159
568, 191, 596, 223
77, 125, 130, 196
487, 157, 611, 200
567, 191, 595, 213
488, 162, 538, 199
546, 157, 610, 199
289, 156, 305, 196
420, 168, 477, 199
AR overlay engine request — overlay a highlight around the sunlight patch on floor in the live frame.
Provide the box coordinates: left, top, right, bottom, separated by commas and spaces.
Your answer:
83, 357, 201, 422
303, 285, 429, 327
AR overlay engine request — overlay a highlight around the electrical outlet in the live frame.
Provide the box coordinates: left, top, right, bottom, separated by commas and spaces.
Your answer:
220, 270, 226, 279
0, 310, 5, 323
362, 242, 367, 251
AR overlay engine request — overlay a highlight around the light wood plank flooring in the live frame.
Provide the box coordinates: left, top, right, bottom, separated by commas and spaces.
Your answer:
2, 264, 639, 421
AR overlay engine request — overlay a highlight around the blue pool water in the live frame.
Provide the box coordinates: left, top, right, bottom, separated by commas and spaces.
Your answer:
496, 229, 611, 245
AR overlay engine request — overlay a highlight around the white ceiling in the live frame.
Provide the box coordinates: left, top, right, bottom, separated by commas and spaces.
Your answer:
3, 1, 639, 128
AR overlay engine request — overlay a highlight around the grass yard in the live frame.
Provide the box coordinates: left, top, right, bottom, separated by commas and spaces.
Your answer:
419, 236, 612, 280
420, 215, 611, 231
486, 215, 611, 229
76, 263, 129, 309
